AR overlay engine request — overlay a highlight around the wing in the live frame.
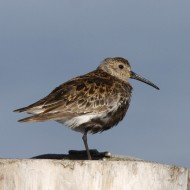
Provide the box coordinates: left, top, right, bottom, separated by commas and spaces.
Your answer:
14, 70, 128, 122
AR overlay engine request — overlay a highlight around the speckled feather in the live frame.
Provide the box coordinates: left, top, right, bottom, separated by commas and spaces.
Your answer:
14, 58, 133, 134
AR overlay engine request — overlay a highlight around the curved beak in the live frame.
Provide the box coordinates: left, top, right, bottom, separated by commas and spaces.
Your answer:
130, 71, 159, 90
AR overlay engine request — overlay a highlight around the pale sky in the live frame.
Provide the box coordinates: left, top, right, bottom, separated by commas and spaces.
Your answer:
0, 0, 190, 167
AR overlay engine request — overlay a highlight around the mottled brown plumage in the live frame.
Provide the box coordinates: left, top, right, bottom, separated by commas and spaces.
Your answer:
14, 57, 159, 160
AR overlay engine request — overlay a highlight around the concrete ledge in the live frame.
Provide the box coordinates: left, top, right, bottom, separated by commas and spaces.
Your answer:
0, 157, 189, 190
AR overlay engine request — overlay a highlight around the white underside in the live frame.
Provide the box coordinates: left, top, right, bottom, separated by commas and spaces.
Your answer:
63, 114, 99, 128
57, 103, 121, 131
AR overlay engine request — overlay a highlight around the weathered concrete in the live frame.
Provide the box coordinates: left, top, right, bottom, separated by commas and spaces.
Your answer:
0, 157, 189, 190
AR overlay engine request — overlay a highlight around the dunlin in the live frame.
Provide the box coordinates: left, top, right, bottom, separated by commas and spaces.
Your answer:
14, 57, 159, 160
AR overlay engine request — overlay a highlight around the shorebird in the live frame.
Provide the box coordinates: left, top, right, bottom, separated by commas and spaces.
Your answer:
14, 57, 159, 160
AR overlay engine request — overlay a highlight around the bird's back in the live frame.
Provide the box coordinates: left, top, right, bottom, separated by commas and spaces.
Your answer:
14, 69, 133, 133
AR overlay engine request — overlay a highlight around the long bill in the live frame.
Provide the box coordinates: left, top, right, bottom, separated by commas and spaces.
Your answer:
130, 71, 159, 90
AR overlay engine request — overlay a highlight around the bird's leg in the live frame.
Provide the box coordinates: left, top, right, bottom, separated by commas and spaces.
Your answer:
82, 131, 92, 160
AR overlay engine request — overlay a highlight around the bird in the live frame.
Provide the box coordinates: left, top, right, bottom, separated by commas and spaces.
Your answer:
14, 57, 159, 160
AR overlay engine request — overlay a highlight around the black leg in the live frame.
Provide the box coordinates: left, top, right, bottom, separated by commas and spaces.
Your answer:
82, 131, 92, 160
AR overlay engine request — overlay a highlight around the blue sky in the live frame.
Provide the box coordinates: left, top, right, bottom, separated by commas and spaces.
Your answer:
0, 0, 190, 167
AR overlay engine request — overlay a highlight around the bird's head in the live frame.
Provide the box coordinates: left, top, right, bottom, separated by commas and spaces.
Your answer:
98, 57, 159, 90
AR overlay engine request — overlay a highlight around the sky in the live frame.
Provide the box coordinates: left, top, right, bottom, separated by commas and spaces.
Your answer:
0, 0, 190, 168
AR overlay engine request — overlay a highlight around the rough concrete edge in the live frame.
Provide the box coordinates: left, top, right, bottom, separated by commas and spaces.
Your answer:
0, 155, 188, 169
0, 152, 189, 172
0, 156, 190, 188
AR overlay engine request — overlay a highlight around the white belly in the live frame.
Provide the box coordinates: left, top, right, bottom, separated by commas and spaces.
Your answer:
63, 114, 98, 128
57, 102, 121, 132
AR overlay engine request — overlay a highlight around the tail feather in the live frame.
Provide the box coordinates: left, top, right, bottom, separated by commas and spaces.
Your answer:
14, 106, 44, 114
14, 107, 29, 113
17, 112, 72, 123
18, 115, 49, 122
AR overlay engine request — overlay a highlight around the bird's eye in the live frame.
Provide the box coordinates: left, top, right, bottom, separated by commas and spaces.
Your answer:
119, 65, 124, 69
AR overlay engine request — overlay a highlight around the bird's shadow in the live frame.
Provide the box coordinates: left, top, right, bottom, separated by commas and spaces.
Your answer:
31, 149, 110, 160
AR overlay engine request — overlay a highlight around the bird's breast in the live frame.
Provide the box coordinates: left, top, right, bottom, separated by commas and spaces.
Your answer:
57, 96, 131, 133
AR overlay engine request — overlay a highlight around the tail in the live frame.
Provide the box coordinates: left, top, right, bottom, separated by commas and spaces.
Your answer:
18, 117, 36, 122
14, 107, 29, 113
18, 115, 48, 122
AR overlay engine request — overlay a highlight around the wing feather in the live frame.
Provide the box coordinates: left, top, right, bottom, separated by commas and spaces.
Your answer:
14, 70, 129, 122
